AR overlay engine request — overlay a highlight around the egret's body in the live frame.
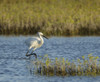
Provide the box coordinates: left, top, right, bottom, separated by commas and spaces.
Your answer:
25, 32, 48, 57
25, 36, 43, 50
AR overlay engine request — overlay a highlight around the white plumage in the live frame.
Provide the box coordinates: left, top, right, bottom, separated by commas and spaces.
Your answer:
25, 32, 48, 57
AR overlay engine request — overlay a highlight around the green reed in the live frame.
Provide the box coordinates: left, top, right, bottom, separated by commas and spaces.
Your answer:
0, 0, 100, 36
32, 54, 100, 76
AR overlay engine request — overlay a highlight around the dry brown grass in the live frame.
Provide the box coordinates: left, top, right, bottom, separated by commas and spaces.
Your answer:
0, 0, 100, 36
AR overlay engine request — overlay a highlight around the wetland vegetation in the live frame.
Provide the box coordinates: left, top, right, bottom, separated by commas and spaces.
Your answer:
32, 54, 100, 76
0, 0, 100, 36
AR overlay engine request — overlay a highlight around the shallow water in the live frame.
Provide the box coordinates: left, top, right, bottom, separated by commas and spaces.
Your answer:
0, 36, 100, 82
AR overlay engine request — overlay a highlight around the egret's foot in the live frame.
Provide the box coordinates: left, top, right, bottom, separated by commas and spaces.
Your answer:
26, 54, 31, 57
26, 53, 37, 59
30, 53, 37, 59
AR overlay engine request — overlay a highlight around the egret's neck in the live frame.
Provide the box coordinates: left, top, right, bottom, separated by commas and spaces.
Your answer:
38, 35, 44, 43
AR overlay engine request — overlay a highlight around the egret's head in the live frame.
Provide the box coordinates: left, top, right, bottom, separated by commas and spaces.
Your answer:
37, 32, 43, 36
37, 32, 48, 39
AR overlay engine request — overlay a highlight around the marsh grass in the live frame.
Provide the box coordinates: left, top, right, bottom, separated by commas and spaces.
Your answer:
0, 0, 100, 36
32, 54, 100, 76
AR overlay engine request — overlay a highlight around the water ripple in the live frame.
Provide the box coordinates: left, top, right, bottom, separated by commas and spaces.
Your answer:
0, 36, 100, 82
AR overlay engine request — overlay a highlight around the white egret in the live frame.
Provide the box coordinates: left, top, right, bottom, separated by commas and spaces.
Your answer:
25, 32, 48, 58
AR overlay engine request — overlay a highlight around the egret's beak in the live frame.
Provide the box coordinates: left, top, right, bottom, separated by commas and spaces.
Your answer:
43, 35, 48, 39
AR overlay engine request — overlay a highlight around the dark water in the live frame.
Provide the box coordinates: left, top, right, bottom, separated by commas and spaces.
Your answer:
0, 36, 100, 82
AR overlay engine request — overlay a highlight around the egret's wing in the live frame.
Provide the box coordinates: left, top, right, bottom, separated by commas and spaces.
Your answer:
25, 37, 40, 47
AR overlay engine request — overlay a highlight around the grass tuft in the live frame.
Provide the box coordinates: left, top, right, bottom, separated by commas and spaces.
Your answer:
31, 54, 100, 76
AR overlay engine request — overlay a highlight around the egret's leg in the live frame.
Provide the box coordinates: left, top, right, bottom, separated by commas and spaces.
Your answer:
30, 48, 36, 54
29, 53, 37, 59
30, 48, 37, 58
33, 53, 37, 59
26, 49, 30, 56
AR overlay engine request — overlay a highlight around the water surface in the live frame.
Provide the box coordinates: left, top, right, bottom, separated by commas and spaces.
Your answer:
0, 36, 100, 82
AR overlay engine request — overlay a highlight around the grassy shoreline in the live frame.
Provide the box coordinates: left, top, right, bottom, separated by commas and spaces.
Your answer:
30, 54, 100, 76
31, 54, 100, 76
0, 0, 100, 36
